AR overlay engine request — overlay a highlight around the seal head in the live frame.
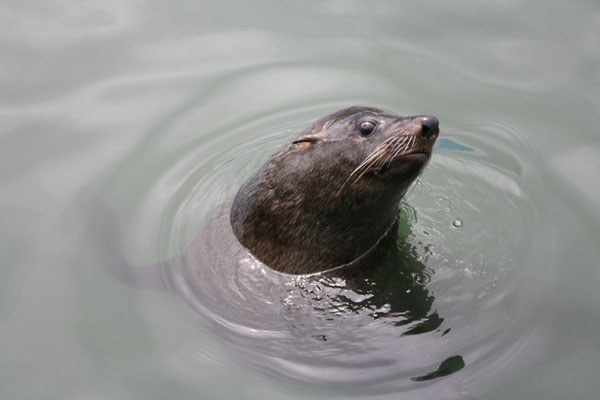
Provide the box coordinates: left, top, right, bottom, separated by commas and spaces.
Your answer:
230, 106, 439, 274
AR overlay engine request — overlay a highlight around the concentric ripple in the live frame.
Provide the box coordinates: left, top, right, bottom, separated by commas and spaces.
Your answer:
91, 63, 547, 397
101, 108, 541, 399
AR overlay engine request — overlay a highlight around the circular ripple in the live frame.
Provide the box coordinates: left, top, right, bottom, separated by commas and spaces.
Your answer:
152, 113, 543, 395
96, 62, 547, 397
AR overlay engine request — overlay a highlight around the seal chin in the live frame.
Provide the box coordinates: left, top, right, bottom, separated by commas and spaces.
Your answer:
391, 152, 430, 169
382, 152, 430, 180
401, 152, 429, 163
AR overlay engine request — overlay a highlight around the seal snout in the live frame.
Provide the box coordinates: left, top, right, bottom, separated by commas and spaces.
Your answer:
418, 116, 439, 140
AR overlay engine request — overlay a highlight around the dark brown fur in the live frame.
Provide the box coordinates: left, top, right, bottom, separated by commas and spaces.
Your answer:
230, 106, 438, 274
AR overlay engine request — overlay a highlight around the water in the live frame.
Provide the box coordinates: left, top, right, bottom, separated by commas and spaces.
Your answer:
1, 1, 599, 399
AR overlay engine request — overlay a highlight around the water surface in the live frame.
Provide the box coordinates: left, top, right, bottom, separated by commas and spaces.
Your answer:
1, 1, 599, 399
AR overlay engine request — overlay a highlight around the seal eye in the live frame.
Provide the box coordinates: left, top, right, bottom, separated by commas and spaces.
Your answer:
359, 121, 376, 136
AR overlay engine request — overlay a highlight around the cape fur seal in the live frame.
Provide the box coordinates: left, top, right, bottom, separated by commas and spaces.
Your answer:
231, 106, 439, 274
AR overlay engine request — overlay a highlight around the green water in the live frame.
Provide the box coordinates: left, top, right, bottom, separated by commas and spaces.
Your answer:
1, 1, 599, 399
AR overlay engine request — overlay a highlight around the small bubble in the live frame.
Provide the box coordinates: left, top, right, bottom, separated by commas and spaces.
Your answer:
452, 219, 463, 228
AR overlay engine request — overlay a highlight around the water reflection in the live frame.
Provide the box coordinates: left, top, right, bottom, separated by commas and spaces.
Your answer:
411, 355, 465, 382
322, 216, 442, 337
318, 207, 465, 381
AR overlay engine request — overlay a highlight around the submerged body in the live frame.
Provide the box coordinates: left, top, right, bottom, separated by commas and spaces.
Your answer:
231, 106, 439, 274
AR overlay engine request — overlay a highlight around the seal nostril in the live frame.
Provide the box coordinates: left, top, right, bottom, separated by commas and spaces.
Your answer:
419, 116, 439, 139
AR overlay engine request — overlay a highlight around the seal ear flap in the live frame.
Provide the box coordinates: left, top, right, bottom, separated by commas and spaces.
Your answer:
292, 133, 322, 145
292, 133, 323, 150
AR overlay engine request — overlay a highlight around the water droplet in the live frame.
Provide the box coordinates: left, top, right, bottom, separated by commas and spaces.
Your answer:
452, 219, 463, 228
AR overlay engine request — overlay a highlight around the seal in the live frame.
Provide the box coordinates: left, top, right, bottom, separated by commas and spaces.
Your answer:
230, 106, 439, 274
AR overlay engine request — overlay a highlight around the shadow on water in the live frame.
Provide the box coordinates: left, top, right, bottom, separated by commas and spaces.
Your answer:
82, 194, 465, 389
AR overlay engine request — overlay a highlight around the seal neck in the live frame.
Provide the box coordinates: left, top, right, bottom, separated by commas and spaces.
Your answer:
230, 172, 403, 274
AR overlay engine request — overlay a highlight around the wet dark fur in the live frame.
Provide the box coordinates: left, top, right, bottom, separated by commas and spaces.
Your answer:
231, 106, 438, 274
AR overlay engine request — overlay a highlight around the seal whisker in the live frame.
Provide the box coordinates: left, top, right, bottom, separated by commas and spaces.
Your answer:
351, 152, 386, 182
376, 138, 405, 169
369, 136, 404, 170
373, 137, 403, 169
395, 135, 413, 157
383, 135, 413, 167
350, 136, 397, 175
381, 135, 410, 164
337, 158, 377, 193
352, 149, 385, 176
339, 135, 417, 193
338, 140, 392, 193
402, 136, 414, 157
387, 141, 408, 165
